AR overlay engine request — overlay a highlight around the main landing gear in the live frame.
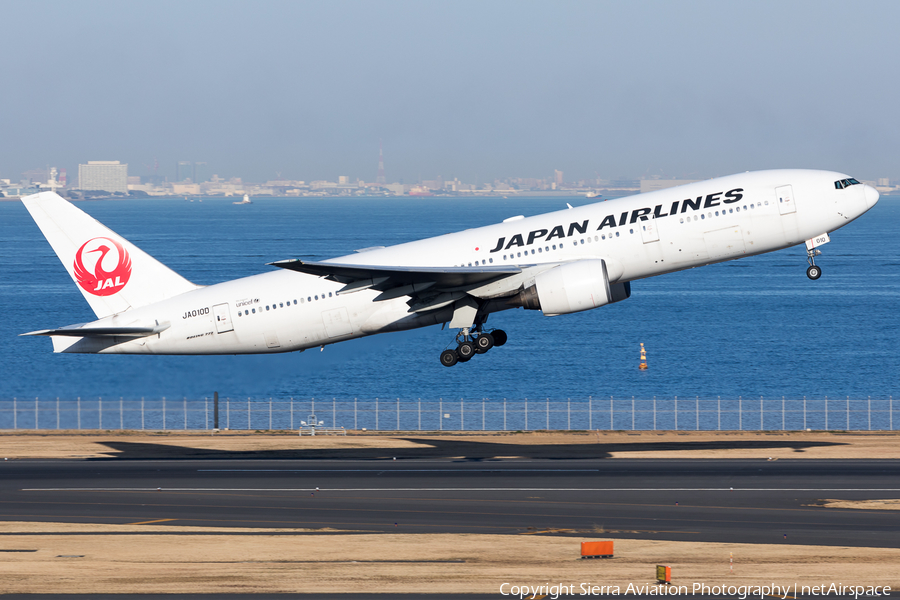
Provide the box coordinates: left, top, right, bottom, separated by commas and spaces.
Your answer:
439, 327, 508, 367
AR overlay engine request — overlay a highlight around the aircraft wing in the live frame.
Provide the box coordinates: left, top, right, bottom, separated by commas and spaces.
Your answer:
269, 259, 523, 290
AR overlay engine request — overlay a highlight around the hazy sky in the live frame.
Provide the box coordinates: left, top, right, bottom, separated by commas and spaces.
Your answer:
2, 0, 898, 184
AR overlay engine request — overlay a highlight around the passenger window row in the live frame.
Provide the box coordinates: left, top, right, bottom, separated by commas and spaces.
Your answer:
459, 232, 633, 266
679, 202, 765, 223
237, 293, 334, 317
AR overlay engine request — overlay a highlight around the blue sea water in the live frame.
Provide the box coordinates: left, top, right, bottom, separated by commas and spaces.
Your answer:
0, 194, 897, 409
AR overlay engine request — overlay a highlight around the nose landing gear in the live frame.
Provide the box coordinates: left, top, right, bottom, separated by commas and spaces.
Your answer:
806, 247, 822, 280
804, 233, 830, 280
439, 326, 508, 367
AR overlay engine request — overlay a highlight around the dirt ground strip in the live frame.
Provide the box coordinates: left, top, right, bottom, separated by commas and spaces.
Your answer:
0, 522, 897, 594
1, 429, 900, 460
820, 499, 900, 510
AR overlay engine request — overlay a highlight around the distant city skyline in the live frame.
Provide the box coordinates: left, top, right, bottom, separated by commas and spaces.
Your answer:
4, 155, 897, 200
2, 1, 898, 185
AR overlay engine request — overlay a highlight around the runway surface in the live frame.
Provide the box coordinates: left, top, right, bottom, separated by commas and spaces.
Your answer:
2, 453, 899, 547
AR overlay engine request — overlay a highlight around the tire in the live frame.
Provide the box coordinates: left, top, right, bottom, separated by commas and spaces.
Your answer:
806, 265, 822, 280
474, 333, 494, 354
440, 349, 459, 367
457, 341, 475, 362
491, 329, 508, 347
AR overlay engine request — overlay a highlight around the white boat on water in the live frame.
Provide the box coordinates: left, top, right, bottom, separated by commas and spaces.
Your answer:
233, 194, 252, 205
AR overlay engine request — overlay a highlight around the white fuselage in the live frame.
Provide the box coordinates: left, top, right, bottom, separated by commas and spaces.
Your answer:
58, 169, 877, 354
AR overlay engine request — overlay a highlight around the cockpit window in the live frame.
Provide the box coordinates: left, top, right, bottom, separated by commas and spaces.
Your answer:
834, 178, 861, 190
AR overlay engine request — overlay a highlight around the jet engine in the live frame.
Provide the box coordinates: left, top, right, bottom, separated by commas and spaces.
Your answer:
512, 259, 630, 316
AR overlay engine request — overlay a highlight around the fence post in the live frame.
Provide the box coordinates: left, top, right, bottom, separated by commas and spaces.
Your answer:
13, 398, 16, 430
825, 396, 828, 430
397, 398, 400, 431
525, 398, 528, 431
141, 397, 145, 430
99, 397, 102, 429
695, 396, 699, 430
35, 398, 38, 430
717, 396, 720, 431
891, 396, 894, 431
782, 396, 785, 431
247, 398, 251, 430
803, 396, 806, 430
120, 397, 124, 430
226, 398, 230, 429
546, 398, 549, 430
77, 397, 81, 430
418, 399, 421, 431
439, 398, 442, 431
738, 396, 742, 431
184, 398, 188, 430
503, 398, 507, 431
653, 396, 657, 430
354, 398, 357, 430
567, 398, 570, 431
760, 396, 764, 431
868, 396, 871, 431
846, 396, 850, 430
56, 398, 60, 430
588, 396, 592, 430
675, 396, 681, 431
483, 399, 485, 431
461, 398, 464, 431
269, 399, 273, 430
632, 396, 635, 430
610, 396, 613, 430
334, 399, 337, 431
214, 392, 219, 429
290, 397, 294, 430
163, 397, 167, 430
375, 398, 379, 431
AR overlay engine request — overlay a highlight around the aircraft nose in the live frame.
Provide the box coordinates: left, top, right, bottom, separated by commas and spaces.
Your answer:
864, 184, 880, 209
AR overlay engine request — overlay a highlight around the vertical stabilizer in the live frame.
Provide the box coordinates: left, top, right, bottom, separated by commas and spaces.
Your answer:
22, 192, 201, 318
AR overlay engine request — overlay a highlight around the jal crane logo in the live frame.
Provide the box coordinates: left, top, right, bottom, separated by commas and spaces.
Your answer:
73, 237, 132, 296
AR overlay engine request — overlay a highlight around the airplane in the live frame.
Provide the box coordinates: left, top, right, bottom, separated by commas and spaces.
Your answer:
20, 169, 879, 366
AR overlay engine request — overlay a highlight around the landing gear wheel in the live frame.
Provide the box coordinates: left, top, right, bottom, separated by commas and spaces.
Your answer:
440, 349, 459, 367
806, 265, 822, 280
474, 332, 494, 354
491, 329, 508, 347
457, 341, 475, 362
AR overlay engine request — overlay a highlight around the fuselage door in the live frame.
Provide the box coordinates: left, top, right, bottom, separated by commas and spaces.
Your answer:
640, 220, 660, 243
776, 185, 796, 215
213, 303, 234, 334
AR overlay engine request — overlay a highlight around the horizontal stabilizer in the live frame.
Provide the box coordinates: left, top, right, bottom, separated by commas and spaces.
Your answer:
21, 323, 169, 338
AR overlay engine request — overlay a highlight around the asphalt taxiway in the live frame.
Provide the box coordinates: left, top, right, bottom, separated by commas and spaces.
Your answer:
2, 454, 898, 547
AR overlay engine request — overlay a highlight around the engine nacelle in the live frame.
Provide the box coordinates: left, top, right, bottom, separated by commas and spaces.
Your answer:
513, 259, 631, 316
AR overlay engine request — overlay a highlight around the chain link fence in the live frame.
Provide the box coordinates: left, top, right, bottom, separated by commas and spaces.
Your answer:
0, 396, 895, 431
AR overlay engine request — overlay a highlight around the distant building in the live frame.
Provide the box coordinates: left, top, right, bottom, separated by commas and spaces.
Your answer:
554, 170, 564, 186
22, 167, 49, 185
78, 161, 128, 192
177, 161, 193, 182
